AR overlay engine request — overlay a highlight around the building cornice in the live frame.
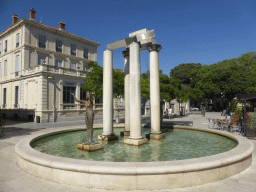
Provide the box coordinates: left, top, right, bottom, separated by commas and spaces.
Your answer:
0, 19, 100, 48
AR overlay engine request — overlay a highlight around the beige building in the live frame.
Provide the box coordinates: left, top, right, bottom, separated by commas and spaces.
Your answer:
0, 8, 100, 123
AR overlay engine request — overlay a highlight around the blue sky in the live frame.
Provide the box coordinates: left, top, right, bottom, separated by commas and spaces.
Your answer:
1, 0, 256, 75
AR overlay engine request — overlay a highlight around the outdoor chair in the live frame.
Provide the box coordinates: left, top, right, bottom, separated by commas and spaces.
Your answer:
230, 123, 241, 133
208, 119, 218, 129
220, 121, 229, 131
221, 110, 227, 116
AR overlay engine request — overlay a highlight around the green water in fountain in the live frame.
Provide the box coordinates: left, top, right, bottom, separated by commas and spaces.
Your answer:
31, 128, 237, 162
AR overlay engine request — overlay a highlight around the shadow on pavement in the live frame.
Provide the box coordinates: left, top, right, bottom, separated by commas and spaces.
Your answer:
0, 127, 46, 140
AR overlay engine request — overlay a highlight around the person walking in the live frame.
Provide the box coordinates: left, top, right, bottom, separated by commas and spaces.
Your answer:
202, 105, 206, 117
168, 107, 172, 119
165, 109, 168, 118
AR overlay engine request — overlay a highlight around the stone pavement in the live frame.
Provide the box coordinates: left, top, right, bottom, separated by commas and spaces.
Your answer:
0, 112, 256, 192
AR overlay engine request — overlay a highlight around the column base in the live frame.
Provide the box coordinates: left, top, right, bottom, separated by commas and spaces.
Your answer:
124, 138, 148, 146
146, 133, 165, 140
98, 134, 119, 141
77, 143, 103, 152
120, 131, 130, 136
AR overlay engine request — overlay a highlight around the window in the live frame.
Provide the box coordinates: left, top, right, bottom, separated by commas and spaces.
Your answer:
4, 60, 7, 75
4, 40, 7, 53
39, 34, 46, 48
14, 86, 19, 108
70, 61, 76, 70
56, 40, 62, 52
80, 85, 87, 101
38, 56, 46, 65
71, 44, 76, 56
84, 47, 88, 59
15, 55, 19, 77
16, 33, 20, 47
55, 59, 62, 67
83, 63, 87, 71
95, 97, 103, 104
63, 83, 76, 103
3, 88, 6, 108
0, 43, 2, 54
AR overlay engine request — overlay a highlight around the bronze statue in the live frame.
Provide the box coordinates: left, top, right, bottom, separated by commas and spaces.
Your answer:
71, 92, 97, 145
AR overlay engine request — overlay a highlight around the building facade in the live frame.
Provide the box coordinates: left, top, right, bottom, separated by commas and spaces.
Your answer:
0, 8, 100, 123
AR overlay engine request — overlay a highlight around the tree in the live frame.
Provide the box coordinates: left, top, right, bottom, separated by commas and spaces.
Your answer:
170, 63, 202, 84
82, 61, 124, 99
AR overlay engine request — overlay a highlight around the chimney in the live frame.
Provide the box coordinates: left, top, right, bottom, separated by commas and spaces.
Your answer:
58, 20, 65, 31
29, 7, 36, 20
12, 14, 18, 25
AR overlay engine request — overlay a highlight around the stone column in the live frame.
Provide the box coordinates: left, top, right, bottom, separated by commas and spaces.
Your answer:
146, 44, 165, 140
124, 42, 147, 146
98, 49, 118, 141
121, 48, 130, 136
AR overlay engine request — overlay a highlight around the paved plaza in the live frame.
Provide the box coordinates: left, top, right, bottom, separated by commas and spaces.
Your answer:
0, 112, 256, 192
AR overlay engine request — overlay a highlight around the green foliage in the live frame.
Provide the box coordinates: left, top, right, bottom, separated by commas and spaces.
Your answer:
189, 55, 256, 103
248, 112, 256, 130
141, 75, 150, 99
83, 61, 103, 99
113, 69, 124, 98
229, 99, 238, 112
82, 61, 124, 99
170, 63, 202, 84
141, 70, 179, 102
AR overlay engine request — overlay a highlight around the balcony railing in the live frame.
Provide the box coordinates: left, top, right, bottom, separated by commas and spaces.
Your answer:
23, 65, 87, 77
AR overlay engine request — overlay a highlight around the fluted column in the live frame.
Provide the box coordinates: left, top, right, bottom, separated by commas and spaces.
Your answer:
121, 48, 130, 136
99, 49, 118, 141
146, 44, 165, 140
124, 42, 147, 145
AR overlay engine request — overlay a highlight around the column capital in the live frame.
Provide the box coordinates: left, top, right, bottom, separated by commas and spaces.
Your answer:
146, 44, 162, 52
122, 48, 129, 58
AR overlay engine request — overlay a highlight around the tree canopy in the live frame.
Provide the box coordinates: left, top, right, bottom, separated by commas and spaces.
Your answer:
170, 52, 256, 110
82, 61, 124, 99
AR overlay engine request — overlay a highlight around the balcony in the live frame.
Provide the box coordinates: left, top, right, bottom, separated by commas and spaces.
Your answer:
23, 65, 87, 78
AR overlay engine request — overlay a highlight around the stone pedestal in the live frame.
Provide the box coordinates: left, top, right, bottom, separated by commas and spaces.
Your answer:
98, 134, 119, 141
124, 138, 148, 146
120, 131, 130, 136
77, 143, 102, 152
146, 133, 165, 140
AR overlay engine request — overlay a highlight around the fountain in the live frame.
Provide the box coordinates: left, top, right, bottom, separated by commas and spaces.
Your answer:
15, 29, 254, 190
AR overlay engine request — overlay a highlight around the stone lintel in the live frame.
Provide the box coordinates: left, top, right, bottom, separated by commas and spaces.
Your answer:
120, 131, 130, 136
77, 143, 102, 152
146, 133, 166, 140
98, 134, 119, 141
124, 138, 148, 146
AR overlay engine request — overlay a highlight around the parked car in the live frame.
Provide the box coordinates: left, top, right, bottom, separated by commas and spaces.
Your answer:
191, 107, 199, 111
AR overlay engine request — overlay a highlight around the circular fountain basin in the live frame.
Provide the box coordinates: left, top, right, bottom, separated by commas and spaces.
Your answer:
31, 128, 237, 162
15, 125, 254, 190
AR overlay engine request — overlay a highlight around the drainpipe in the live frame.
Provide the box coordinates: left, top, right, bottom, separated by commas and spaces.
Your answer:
52, 77, 55, 122
19, 26, 23, 120
0, 39, 2, 113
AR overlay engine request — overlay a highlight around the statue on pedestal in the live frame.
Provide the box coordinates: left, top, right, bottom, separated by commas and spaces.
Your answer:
71, 92, 97, 145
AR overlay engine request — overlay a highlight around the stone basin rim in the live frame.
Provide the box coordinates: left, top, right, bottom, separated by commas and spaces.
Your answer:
15, 125, 254, 175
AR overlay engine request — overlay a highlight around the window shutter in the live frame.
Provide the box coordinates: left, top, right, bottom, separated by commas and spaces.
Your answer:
0, 43, 2, 54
